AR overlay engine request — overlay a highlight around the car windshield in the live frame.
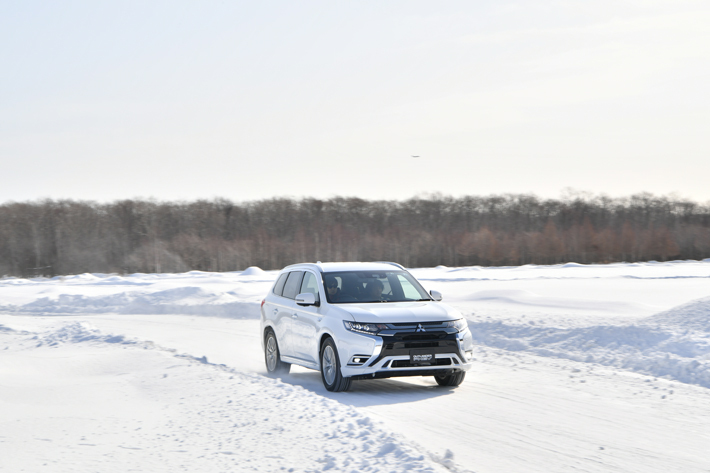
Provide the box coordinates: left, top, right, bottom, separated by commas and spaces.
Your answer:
322, 270, 432, 304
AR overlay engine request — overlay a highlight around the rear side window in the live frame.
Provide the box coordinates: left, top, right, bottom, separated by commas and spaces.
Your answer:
282, 271, 305, 299
272, 273, 288, 296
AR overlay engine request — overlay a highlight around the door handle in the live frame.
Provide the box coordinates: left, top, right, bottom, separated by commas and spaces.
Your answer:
291, 314, 298, 319
273, 308, 278, 314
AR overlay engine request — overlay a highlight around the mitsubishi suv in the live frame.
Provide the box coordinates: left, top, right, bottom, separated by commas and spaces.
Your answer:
260, 262, 474, 392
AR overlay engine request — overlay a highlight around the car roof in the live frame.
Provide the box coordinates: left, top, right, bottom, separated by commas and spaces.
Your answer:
280, 261, 405, 273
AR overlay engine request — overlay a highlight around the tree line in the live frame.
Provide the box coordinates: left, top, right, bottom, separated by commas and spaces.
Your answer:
1, 193, 709, 277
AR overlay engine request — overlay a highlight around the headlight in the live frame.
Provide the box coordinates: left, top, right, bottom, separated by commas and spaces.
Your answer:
447, 318, 468, 332
343, 321, 388, 335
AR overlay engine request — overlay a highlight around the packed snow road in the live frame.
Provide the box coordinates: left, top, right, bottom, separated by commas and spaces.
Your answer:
1, 261, 710, 472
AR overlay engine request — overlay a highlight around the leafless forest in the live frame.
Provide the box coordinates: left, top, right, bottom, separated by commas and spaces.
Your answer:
1, 193, 709, 277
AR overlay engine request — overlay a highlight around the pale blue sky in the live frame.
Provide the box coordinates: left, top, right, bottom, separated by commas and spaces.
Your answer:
2, 1, 709, 203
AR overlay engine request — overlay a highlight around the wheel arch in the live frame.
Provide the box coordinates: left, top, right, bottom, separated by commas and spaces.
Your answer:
263, 322, 276, 339
261, 322, 277, 351
318, 328, 351, 371
318, 331, 351, 392
319, 331, 334, 350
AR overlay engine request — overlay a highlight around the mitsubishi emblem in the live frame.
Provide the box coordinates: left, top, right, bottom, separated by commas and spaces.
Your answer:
416, 324, 426, 332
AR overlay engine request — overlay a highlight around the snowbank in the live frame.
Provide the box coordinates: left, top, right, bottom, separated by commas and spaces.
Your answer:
8, 288, 261, 318
241, 266, 266, 276
0, 270, 275, 318
644, 296, 710, 331
466, 296, 710, 388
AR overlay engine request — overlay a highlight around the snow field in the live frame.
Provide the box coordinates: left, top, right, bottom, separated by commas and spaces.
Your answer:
0, 321, 458, 473
1, 260, 710, 472
456, 345, 710, 472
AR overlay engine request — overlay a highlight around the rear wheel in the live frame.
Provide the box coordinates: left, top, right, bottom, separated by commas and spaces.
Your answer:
264, 329, 290, 376
320, 338, 351, 392
434, 370, 466, 387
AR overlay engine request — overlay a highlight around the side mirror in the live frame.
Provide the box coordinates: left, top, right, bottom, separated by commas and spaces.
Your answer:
430, 290, 443, 301
295, 292, 317, 306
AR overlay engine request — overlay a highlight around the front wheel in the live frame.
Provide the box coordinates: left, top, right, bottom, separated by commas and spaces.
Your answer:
264, 329, 290, 376
434, 370, 466, 387
320, 338, 351, 392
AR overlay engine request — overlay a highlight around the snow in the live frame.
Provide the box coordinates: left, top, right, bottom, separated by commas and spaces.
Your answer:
1, 260, 710, 472
241, 266, 268, 276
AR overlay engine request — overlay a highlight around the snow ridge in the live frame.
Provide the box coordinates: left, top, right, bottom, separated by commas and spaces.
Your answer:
2, 288, 260, 319
468, 297, 710, 388
33, 322, 139, 347
644, 297, 710, 331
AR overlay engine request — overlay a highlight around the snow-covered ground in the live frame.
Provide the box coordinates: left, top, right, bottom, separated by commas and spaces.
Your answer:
1, 261, 709, 472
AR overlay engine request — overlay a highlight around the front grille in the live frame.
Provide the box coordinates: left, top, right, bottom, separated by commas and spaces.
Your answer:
405, 341, 439, 348
385, 341, 443, 349
399, 332, 447, 341
367, 327, 464, 368
391, 358, 452, 368
390, 321, 444, 327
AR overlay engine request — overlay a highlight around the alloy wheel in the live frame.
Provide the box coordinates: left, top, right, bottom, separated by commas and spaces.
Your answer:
266, 335, 278, 372
322, 344, 336, 386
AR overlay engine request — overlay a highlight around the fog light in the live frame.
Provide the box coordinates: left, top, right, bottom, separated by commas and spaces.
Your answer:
465, 351, 473, 361
348, 355, 370, 366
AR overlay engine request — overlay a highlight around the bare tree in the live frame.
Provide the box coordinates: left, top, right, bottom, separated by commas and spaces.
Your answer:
1, 193, 709, 276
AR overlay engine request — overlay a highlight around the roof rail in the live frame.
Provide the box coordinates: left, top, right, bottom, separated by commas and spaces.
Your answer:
373, 261, 405, 270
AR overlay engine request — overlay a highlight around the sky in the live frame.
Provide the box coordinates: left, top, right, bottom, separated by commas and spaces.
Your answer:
1, 0, 709, 204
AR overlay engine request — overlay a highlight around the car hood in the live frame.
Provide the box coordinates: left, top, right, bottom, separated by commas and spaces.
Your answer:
337, 301, 461, 323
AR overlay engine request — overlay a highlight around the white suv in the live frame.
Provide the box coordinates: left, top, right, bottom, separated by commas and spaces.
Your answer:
260, 262, 473, 391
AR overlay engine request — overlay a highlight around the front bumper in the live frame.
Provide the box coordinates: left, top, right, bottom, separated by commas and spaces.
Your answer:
339, 322, 474, 379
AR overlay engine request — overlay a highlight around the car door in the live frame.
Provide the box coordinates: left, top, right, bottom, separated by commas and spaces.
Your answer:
290, 271, 323, 365
270, 270, 304, 358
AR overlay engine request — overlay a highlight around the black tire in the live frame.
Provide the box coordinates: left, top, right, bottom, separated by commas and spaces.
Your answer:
434, 370, 466, 387
264, 329, 290, 376
320, 338, 351, 392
